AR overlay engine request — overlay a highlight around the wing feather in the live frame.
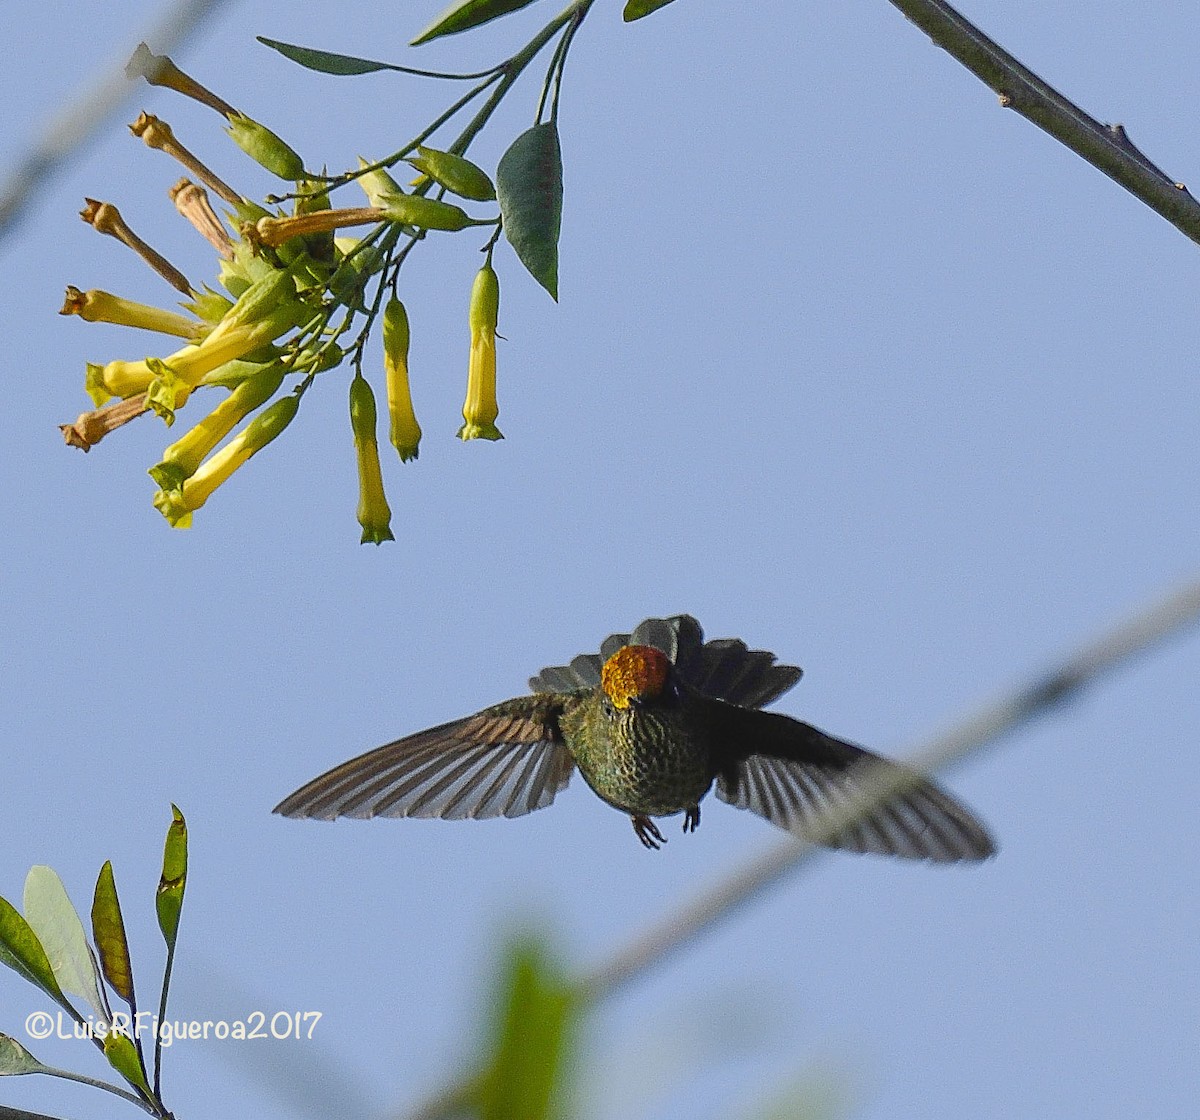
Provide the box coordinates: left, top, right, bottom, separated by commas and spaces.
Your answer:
711, 704, 994, 862
274, 698, 575, 822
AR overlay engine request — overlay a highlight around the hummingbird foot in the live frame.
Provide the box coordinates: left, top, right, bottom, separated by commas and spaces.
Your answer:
631, 815, 667, 850
682, 805, 700, 834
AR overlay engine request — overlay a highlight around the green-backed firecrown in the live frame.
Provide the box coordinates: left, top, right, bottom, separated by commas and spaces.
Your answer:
275, 615, 995, 860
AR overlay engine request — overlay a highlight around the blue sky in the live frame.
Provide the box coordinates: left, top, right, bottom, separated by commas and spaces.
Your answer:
1, 1, 1198, 1118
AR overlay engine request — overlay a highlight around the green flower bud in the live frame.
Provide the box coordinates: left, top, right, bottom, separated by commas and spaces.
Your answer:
405, 146, 495, 202
382, 193, 475, 233
153, 393, 299, 528
382, 297, 421, 461
226, 113, 306, 180
349, 374, 394, 545
458, 264, 503, 442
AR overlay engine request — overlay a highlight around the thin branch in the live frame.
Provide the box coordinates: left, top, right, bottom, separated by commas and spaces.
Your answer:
888, 0, 1200, 245
0, 0, 233, 247
399, 577, 1200, 1118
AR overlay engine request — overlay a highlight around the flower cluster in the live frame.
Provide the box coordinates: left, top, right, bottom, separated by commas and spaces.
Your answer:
60, 45, 510, 542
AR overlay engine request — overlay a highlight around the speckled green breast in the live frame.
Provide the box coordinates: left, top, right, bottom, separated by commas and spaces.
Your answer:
562, 694, 714, 817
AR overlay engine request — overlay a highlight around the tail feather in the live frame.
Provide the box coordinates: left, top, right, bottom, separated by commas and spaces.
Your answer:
529, 615, 803, 709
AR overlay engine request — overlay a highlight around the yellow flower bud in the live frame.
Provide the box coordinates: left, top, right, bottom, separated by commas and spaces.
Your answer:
458, 264, 503, 442
382, 298, 421, 462
349, 375, 394, 545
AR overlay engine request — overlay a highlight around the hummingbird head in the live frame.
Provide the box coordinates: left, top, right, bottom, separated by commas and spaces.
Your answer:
600, 644, 674, 710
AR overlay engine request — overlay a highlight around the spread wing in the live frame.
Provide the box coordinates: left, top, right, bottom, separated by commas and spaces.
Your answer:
274, 696, 576, 822
711, 704, 995, 862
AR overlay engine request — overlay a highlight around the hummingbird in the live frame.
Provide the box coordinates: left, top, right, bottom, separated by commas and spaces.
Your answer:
274, 615, 995, 861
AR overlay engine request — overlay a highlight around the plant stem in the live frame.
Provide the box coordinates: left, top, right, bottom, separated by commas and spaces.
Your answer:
888, 0, 1200, 245
37, 1064, 157, 1114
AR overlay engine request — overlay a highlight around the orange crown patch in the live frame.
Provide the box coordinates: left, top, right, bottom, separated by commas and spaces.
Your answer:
600, 645, 671, 709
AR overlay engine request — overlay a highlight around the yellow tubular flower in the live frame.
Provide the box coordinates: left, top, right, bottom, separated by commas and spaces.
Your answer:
60, 287, 206, 339
86, 268, 304, 416
349, 374, 394, 545
153, 393, 299, 528
149, 364, 286, 491
382, 298, 421, 461
458, 263, 503, 442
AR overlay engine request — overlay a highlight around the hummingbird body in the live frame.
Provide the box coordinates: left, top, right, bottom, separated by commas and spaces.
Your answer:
276, 616, 996, 861
561, 657, 714, 821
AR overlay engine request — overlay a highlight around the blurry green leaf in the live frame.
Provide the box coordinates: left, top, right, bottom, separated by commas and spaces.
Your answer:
257, 37, 400, 75
412, 0, 541, 46
155, 805, 187, 950
0, 1032, 49, 1076
92, 862, 135, 1004
103, 1030, 151, 1096
23, 867, 107, 1022
0, 895, 68, 1007
476, 936, 577, 1120
623, 0, 678, 20
496, 122, 562, 300
754, 1068, 852, 1120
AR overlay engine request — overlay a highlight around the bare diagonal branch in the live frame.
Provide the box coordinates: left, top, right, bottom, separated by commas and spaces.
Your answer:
888, 0, 1200, 245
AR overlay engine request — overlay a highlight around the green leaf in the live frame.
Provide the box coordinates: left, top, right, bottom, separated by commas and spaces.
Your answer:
0, 1033, 49, 1076
23, 867, 107, 1022
623, 0, 678, 20
155, 805, 187, 950
475, 936, 576, 1120
412, 0, 542, 46
0, 895, 68, 1007
496, 122, 562, 300
257, 37, 398, 76
92, 862, 135, 1005
103, 1030, 152, 1096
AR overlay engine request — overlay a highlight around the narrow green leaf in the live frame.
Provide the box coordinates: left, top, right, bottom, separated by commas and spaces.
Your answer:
103, 1031, 152, 1096
412, 0, 541, 46
23, 867, 107, 1022
0, 895, 68, 1006
496, 123, 562, 300
91, 863, 135, 1005
623, 0, 678, 20
476, 936, 577, 1120
0, 1033, 49, 1076
155, 805, 187, 950
257, 37, 397, 76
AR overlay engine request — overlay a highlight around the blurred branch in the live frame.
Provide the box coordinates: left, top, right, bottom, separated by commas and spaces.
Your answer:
887, 0, 1200, 246
0, 0, 233, 248
0, 1107, 71, 1120
403, 576, 1200, 1118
